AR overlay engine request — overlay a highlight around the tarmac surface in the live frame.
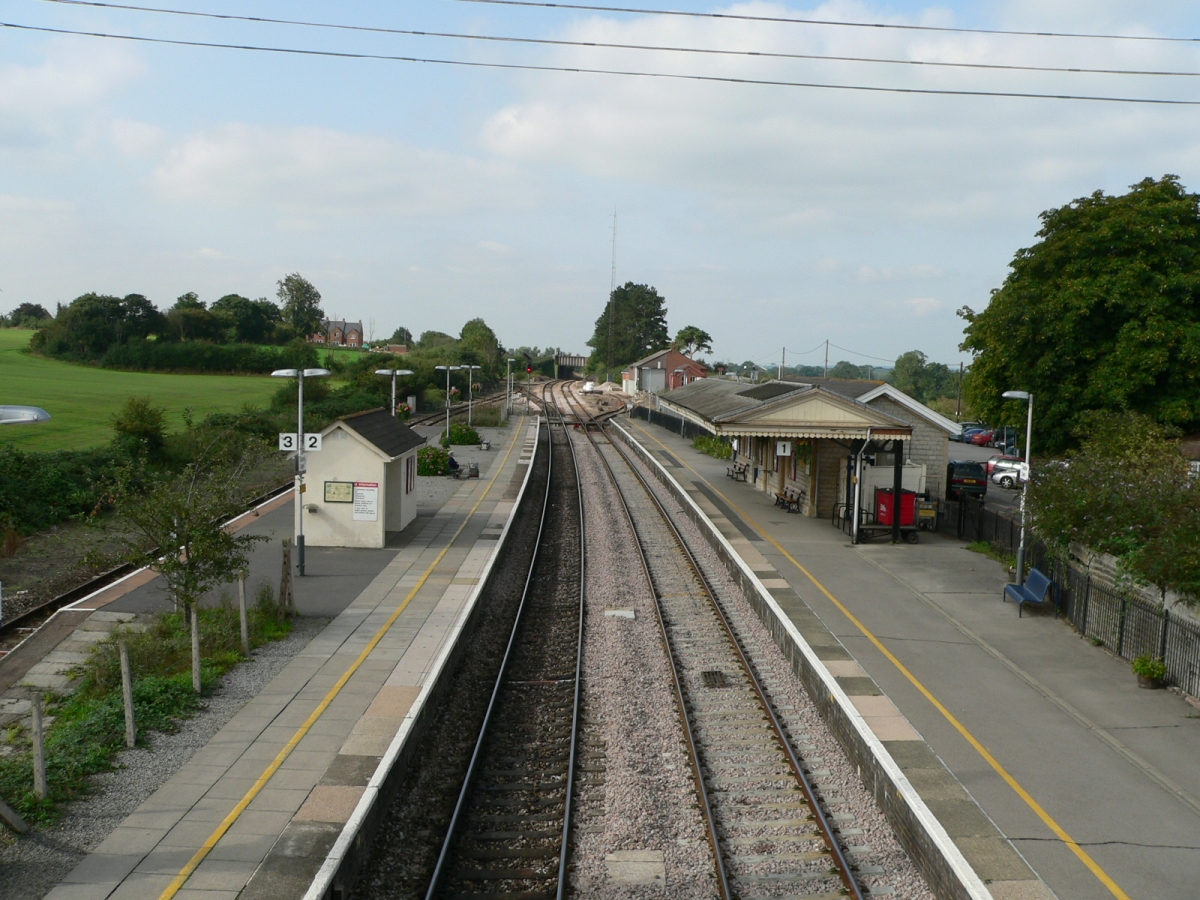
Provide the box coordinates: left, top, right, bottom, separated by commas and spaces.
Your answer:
623, 415, 1200, 900
32, 417, 536, 900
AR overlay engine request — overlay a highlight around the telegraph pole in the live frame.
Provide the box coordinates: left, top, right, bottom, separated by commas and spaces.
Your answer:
607, 211, 617, 384
823, 340, 829, 378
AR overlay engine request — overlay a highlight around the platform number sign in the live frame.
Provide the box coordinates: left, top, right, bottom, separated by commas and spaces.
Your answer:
278, 433, 322, 452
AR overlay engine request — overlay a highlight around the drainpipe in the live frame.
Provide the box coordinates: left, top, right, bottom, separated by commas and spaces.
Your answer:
852, 428, 871, 544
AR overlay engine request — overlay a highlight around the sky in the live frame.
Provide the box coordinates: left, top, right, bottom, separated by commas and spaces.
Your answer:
4, 0, 1200, 371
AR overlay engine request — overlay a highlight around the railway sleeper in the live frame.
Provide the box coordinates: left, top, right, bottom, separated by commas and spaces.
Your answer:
467, 830, 561, 841
462, 847, 561, 859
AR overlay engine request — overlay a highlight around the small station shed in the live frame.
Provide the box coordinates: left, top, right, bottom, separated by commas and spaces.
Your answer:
623, 349, 709, 394
304, 408, 426, 548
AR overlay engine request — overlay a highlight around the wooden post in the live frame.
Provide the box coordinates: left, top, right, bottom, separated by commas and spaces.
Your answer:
31, 695, 47, 800
280, 540, 293, 618
190, 605, 201, 694
238, 575, 250, 657
0, 795, 28, 833
119, 641, 136, 749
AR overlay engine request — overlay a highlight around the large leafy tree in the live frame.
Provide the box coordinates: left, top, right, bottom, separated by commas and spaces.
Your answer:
587, 282, 669, 374
961, 176, 1200, 452
211, 294, 281, 343
672, 325, 712, 358
460, 318, 503, 376
891, 350, 956, 403
32, 293, 163, 358
276, 273, 325, 339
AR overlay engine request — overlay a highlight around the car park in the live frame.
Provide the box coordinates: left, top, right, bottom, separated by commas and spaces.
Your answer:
990, 459, 1025, 488
986, 452, 1023, 476
946, 460, 988, 500
949, 422, 983, 442
969, 429, 996, 446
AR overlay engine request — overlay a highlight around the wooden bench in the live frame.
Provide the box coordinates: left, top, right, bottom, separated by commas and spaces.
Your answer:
727, 460, 749, 481
1003, 567, 1055, 617
775, 485, 804, 514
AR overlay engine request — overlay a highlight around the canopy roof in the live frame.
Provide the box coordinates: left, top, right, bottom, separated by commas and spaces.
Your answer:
658, 378, 912, 441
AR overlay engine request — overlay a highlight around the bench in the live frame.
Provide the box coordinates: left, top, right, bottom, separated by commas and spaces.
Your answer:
775, 485, 804, 514
727, 460, 749, 481
1003, 567, 1055, 617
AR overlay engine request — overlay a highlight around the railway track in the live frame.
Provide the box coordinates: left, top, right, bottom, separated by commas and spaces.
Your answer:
557, 380, 866, 900
408, 390, 508, 427
424, 389, 584, 900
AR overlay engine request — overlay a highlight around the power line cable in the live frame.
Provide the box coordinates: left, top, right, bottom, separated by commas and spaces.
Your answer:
33, 0, 1200, 78
448, 0, 1200, 45
6, 20, 1200, 105
828, 342, 898, 363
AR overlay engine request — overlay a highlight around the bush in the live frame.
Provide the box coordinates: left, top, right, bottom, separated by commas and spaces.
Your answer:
418, 445, 450, 476
1132, 654, 1168, 680
0, 444, 138, 534
441, 423, 481, 446
112, 396, 167, 460
102, 339, 290, 373
693, 434, 733, 459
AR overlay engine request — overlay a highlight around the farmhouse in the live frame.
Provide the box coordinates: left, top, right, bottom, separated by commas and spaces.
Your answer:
309, 319, 364, 348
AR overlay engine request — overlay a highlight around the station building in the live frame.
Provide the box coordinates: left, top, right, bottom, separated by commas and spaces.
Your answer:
622, 349, 709, 394
656, 377, 958, 518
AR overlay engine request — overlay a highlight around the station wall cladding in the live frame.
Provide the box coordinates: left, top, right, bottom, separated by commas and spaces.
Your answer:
610, 423, 986, 900
311, 421, 548, 900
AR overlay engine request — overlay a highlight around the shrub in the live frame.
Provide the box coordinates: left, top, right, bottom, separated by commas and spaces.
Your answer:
112, 396, 167, 460
418, 445, 450, 475
693, 434, 733, 459
442, 423, 481, 446
1132, 655, 1168, 680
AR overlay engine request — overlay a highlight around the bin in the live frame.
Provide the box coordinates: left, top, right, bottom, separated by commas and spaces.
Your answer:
876, 488, 916, 527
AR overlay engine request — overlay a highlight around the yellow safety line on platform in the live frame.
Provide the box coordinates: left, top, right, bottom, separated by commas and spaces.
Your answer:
156, 417, 528, 900
627, 420, 1132, 900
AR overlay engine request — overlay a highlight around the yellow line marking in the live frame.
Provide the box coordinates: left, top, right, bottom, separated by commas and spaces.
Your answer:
157, 417, 528, 900
626, 420, 1132, 900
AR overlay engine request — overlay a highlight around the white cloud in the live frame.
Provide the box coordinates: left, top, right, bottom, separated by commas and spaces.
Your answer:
153, 123, 528, 218
110, 119, 165, 158
857, 263, 945, 282
903, 296, 942, 316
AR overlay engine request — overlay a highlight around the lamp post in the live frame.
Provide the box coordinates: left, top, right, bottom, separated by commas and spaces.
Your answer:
271, 367, 331, 577
375, 368, 414, 417
506, 358, 515, 419
435, 365, 461, 442
1002, 390, 1034, 585
463, 364, 482, 426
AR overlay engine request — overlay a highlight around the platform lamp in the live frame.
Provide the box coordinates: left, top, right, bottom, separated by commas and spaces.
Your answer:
1002, 390, 1034, 586
270, 367, 331, 577
434, 365, 462, 442
506, 358, 515, 418
462, 365, 482, 426
0, 406, 50, 619
375, 368, 414, 417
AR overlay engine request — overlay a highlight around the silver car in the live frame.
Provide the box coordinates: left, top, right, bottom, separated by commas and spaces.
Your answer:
990, 459, 1025, 489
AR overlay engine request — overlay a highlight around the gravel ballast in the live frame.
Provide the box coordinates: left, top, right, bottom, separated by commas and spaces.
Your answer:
0, 616, 329, 900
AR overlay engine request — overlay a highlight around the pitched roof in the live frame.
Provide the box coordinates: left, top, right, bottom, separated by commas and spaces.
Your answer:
625, 347, 708, 371
334, 408, 425, 459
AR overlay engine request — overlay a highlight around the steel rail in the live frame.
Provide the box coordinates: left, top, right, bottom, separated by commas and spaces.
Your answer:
555, 380, 733, 900
563, 381, 866, 900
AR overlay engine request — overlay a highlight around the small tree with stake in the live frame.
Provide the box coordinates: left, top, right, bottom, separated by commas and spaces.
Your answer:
116, 433, 267, 692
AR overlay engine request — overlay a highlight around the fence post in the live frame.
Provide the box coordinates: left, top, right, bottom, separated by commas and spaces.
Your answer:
119, 641, 136, 749
1116, 597, 1127, 658
1160, 608, 1170, 662
31, 695, 47, 800
1080, 574, 1091, 635
238, 574, 250, 657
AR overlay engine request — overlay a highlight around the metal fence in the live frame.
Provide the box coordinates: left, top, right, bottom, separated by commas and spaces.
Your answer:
936, 498, 1200, 694
629, 405, 712, 441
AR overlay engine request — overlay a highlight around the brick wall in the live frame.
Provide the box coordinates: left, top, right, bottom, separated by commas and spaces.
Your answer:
867, 396, 949, 500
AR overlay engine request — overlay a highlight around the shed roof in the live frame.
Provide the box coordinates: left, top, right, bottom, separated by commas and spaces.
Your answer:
334, 408, 425, 460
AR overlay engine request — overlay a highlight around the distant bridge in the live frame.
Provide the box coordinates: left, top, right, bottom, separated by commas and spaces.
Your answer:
554, 354, 590, 379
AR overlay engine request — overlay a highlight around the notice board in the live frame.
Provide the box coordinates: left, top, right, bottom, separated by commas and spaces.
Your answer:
353, 482, 379, 521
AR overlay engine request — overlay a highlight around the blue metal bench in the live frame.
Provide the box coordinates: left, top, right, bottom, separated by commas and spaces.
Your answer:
1003, 567, 1055, 617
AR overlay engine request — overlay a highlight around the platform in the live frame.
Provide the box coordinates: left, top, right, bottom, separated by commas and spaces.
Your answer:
39, 418, 537, 900
621, 415, 1200, 900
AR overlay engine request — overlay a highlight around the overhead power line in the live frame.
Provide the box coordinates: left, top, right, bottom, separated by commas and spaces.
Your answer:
33, 0, 1200, 78
5, 20, 1200, 105
448, 0, 1200, 45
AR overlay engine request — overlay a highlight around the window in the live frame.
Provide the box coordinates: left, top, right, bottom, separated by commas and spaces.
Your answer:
406, 455, 416, 493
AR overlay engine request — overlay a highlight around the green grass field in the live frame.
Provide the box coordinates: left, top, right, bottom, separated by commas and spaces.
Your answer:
0, 330, 282, 451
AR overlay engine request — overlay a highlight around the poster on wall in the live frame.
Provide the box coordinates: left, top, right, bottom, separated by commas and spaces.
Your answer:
353, 482, 379, 521
324, 481, 353, 503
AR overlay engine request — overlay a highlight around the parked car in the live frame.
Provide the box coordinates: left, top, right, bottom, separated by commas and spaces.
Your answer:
946, 460, 988, 500
949, 422, 983, 442
986, 452, 1023, 476
968, 429, 996, 446
990, 459, 1025, 488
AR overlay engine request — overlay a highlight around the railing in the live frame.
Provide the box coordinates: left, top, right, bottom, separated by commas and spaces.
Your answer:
629, 405, 712, 440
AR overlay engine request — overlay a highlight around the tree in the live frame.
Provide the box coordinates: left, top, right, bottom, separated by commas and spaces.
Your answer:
828, 360, 868, 380
276, 273, 325, 339
891, 350, 955, 403
389, 326, 413, 345
672, 325, 712, 358
460, 318, 503, 376
1029, 412, 1200, 603
166, 293, 222, 342
418, 331, 457, 350
8, 303, 51, 328
587, 282, 669, 374
112, 396, 166, 461
115, 435, 267, 692
961, 176, 1200, 453
212, 294, 281, 343
31, 293, 164, 358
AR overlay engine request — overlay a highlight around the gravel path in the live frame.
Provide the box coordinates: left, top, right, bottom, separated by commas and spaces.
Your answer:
0, 616, 329, 900
570, 429, 717, 899
622, 440, 936, 900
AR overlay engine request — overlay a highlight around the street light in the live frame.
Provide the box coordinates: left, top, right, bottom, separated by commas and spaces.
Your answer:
1002, 389, 1034, 586
462, 365, 482, 426
271, 367, 331, 577
375, 369, 414, 417
434, 365, 462, 441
